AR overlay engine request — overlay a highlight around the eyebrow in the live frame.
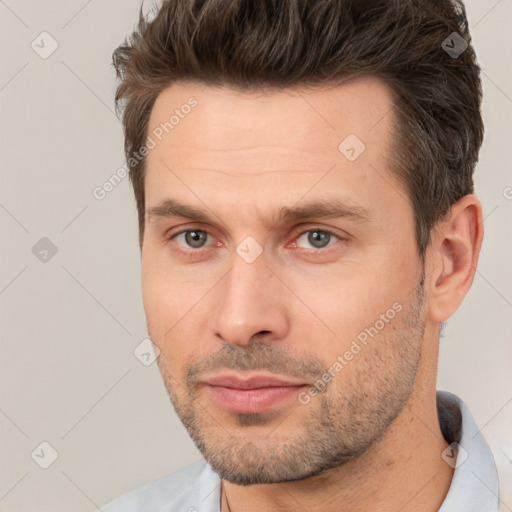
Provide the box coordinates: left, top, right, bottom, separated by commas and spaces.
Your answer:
146, 198, 372, 225
278, 199, 371, 224
147, 200, 211, 223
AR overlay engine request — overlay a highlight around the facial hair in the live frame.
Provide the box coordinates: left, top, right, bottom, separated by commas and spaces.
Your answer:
156, 277, 426, 485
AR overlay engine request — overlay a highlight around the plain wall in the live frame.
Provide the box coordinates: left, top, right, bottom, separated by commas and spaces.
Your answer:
0, 0, 511, 510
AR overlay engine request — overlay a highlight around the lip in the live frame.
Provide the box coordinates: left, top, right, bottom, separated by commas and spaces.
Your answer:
201, 373, 309, 414
203, 374, 307, 389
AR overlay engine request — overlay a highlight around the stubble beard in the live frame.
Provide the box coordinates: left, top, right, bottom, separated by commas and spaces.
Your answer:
157, 280, 426, 485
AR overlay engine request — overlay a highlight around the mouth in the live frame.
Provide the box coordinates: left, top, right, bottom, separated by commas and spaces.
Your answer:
200, 373, 310, 414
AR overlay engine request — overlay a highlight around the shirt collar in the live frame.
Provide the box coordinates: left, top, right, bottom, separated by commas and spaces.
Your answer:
437, 390, 500, 511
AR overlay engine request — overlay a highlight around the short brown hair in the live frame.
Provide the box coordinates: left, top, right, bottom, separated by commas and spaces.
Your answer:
112, 0, 483, 256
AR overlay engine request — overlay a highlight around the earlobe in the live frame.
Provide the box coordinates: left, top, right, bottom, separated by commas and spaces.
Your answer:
427, 195, 483, 323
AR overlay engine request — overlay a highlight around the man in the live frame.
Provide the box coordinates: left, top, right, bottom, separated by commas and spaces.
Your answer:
101, 0, 500, 510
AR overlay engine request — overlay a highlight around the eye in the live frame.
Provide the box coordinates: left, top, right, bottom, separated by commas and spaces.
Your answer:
172, 229, 212, 249
295, 229, 340, 250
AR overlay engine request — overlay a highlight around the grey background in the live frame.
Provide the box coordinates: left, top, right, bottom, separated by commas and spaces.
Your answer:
0, 1, 511, 511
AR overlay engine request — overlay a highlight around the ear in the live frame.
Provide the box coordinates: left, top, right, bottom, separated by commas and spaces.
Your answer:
426, 194, 484, 323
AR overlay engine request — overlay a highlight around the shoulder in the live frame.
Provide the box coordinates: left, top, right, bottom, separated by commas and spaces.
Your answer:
97, 459, 221, 512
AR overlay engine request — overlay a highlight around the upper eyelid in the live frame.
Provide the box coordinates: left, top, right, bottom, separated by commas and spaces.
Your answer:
169, 226, 345, 248
293, 228, 342, 249
169, 225, 342, 238
170, 228, 214, 244
296, 228, 340, 239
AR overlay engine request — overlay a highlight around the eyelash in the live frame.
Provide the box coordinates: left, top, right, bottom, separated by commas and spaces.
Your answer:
168, 226, 344, 253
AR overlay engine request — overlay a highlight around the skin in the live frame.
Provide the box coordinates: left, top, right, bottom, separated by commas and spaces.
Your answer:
141, 78, 483, 511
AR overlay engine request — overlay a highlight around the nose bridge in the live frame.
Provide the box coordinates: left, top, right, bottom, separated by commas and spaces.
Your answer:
208, 252, 288, 345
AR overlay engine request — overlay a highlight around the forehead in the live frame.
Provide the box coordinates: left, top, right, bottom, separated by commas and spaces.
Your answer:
144, 78, 405, 223
147, 77, 395, 159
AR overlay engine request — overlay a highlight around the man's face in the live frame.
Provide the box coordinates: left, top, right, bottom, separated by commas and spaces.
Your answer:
142, 78, 427, 484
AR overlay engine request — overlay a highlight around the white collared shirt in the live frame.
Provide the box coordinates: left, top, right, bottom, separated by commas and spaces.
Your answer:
98, 390, 500, 512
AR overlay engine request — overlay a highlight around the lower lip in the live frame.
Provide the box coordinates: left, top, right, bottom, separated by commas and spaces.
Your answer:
204, 384, 307, 413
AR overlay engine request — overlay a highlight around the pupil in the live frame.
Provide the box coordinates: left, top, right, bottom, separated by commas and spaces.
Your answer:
308, 231, 330, 248
185, 230, 207, 248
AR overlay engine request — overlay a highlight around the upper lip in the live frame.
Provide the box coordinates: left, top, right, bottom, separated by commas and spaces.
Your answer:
202, 373, 308, 389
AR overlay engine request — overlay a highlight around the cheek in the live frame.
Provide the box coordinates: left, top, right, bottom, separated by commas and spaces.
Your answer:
141, 247, 192, 322
293, 253, 417, 350
141, 260, 198, 371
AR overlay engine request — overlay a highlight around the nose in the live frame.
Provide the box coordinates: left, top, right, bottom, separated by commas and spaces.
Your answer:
207, 255, 290, 347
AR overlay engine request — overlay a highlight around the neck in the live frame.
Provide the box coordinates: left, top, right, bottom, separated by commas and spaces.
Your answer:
221, 324, 454, 512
